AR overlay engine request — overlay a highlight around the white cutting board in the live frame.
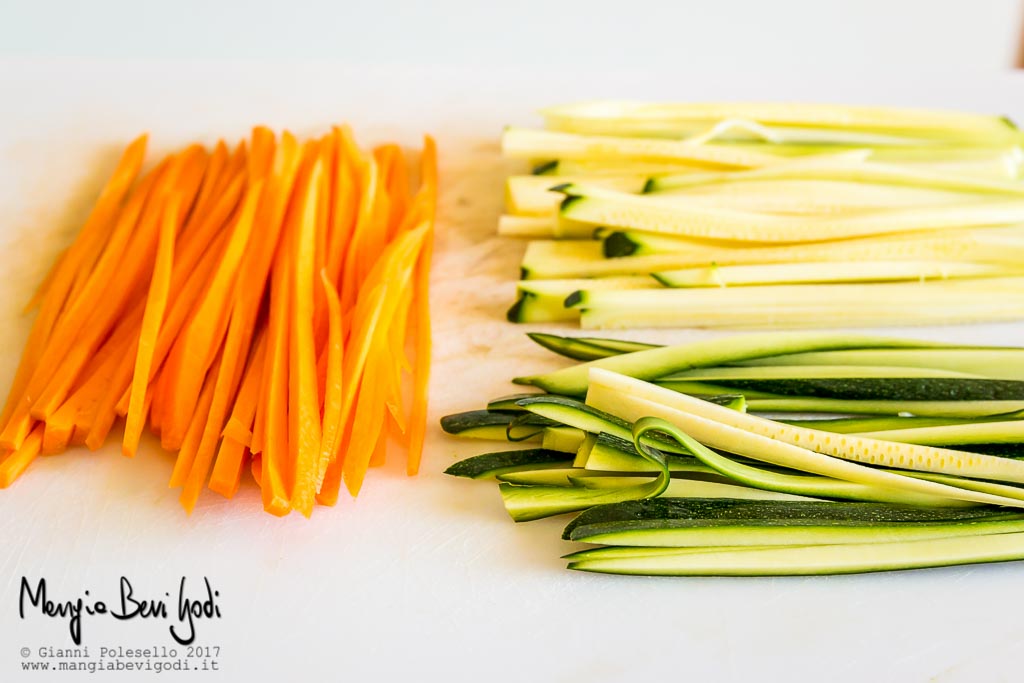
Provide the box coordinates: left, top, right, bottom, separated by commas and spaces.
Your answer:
2, 61, 1024, 683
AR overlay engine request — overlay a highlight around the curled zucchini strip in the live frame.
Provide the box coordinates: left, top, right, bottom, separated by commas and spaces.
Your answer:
630, 417, 972, 507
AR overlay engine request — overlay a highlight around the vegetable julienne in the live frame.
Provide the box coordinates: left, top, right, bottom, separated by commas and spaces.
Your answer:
443, 331, 1024, 576
500, 101, 1024, 329
0, 127, 437, 517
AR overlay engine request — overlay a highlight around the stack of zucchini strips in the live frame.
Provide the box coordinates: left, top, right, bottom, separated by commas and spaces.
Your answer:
444, 332, 1024, 576
503, 102, 1024, 329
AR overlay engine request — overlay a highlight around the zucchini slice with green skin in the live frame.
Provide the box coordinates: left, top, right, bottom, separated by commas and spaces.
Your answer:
574, 336, 660, 355
568, 477, 823, 503
506, 174, 647, 216
533, 159, 708, 177
486, 393, 546, 412
586, 368, 1024, 503
562, 498, 1024, 547
689, 378, 1024, 402
508, 277, 660, 323
557, 183, 1024, 243
745, 397, 1024, 418
566, 531, 1024, 576
664, 365, 982, 380
526, 332, 656, 362
514, 331, 955, 396
739, 348, 1024, 380
439, 410, 553, 442
653, 261, 1021, 288
498, 426, 671, 522
443, 449, 574, 479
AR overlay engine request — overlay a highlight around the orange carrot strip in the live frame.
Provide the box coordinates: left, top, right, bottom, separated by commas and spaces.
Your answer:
209, 334, 267, 496
316, 270, 344, 490
179, 183, 266, 512
122, 171, 246, 422
342, 352, 388, 496
340, 226, 429, 494
369, 420, 388, 468
0, 425, 44, 488
261, 225, 295, 516
250, 453, 263, 488
325, 127, 360, 286
217, 332, 267, 449
168, 358, 219, 488
187, 140, 229, 224
210, 438, 248, 499
161, 176, 262, 448
289, 158, 324, 516
123, 194, 179, 457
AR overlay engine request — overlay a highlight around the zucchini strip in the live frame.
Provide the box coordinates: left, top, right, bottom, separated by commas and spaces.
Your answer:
647, 159, 1024, 196
508, 277, 659, 324
676, 378, 1024, 402
515, 331, 956, 396
569, 477, 822, 502
539, 102, 1017, 141
566, 532, 1024, 576
653, 260, 1022, 288
526, 333, 653, 361
558, 184, 1024, 243
854, 421, 1024, 446
506, 174, 647, 216
498, 428, 670, 522
586, 368, 1024, 500
563, 498, 1024, 547
502, 127, 786, 169
629, 417, 970, 507
569, 278, 1024, 330
745, 397, 1024, 418
444, 449, 574, 480
739, 348, 1024, 379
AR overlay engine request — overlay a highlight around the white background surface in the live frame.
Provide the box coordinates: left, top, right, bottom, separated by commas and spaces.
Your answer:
1, 0, 1022, 71
3, 53, 1024, 683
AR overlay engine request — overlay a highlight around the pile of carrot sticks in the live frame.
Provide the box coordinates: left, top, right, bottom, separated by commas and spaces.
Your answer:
0, 127, 437, 516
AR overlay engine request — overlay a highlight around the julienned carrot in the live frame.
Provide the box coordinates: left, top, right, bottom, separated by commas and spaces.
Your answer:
209, 333, 267, 497
123, 193, 180, 457
115, 172, 247, 419
179, 183, 267, 513
290, 159, 325, 517
0, 158, 166, 451
0, 425, 44, 488
261, 220, 295, 516
316, 270, 344, 489
30, 148, 208, 422
340, 225, 429, 496
169, 360, 220, 488
161, 170, 265, 449
1, 127, 437, 515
